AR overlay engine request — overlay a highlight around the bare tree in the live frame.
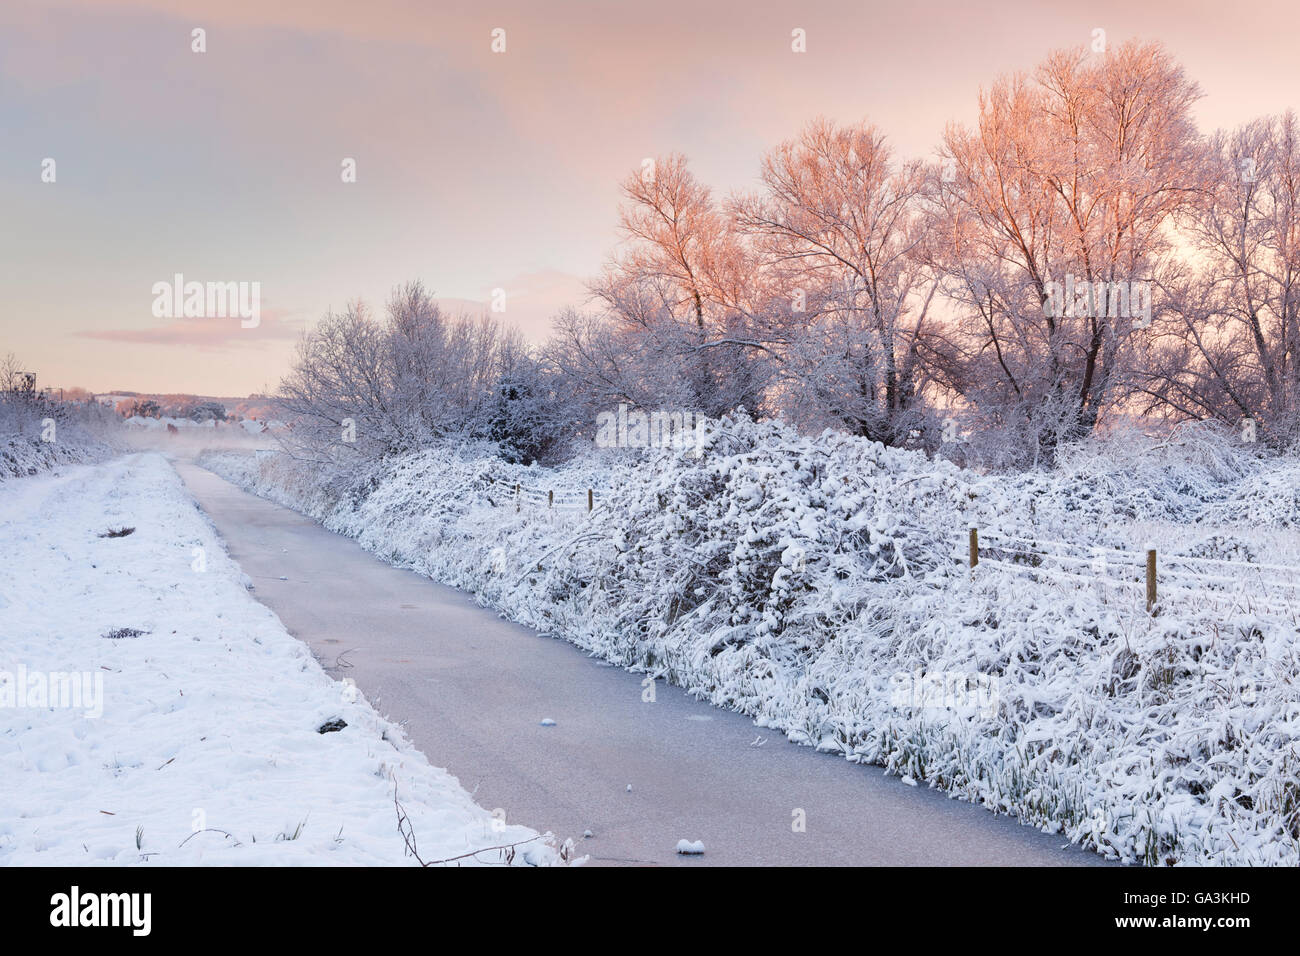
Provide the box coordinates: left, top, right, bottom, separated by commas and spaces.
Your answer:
1138, 113, 1300, 447
277, 282, 505, 463
0, 352, 25, 394
592, 154, 773, 418
543, 307, 696, 417
386, 281, 499, 441
278, 299, 392, 462
927, 41, 1203, 463
732, 118, 936, 443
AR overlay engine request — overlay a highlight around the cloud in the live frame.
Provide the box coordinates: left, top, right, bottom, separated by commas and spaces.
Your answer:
77, 308, 303, 349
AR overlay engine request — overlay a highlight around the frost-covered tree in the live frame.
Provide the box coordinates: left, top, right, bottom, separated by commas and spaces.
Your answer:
385, 281, 499, 442
732, 118, 938, 444
189, 401, 227, 422
926, 41, 1203, 463
543, 308, 669, 416
482, 326, 574, 464
591, 154, 773, 418
1139, 113, 1300, 448
278, 282, 503, 463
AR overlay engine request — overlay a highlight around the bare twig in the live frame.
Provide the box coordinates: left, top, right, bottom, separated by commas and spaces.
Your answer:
178, 828, 241, 849
394, 788, 544, 866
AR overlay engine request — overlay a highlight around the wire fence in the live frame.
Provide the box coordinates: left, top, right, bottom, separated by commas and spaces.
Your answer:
477, 468, 1300, 617
482, 472, 612, 515
973, 528, 1300, 618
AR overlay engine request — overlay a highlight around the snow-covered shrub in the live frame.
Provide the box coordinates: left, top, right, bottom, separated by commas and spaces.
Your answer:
0, 393, 117, 480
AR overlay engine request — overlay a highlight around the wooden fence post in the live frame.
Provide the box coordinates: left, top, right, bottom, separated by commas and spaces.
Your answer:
968, 527, 979, 571
548, 489, 554, 509
1146, 547, 1157, 615
515, 483, 520, 513
587, 488, 593, 512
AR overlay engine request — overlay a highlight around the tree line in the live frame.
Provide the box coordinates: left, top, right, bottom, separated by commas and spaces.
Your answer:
282, 41, 1300, 469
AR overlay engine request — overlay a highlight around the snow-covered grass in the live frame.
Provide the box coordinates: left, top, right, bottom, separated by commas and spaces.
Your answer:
0, 453, 573, 866
1, 434, 108, 480
1, 396, 118, 480
200, 419, 1300, 866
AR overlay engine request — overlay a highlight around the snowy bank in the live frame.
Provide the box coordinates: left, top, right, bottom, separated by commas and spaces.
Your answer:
0, 453, 573, 866
1, 433, 112, 481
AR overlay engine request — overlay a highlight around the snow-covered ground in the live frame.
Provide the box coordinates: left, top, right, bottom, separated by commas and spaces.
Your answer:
0, 453, 573, 866
200, 418, 1300, 866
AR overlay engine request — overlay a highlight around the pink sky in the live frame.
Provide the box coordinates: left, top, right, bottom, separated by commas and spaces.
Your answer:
2, 0, 1297, 395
